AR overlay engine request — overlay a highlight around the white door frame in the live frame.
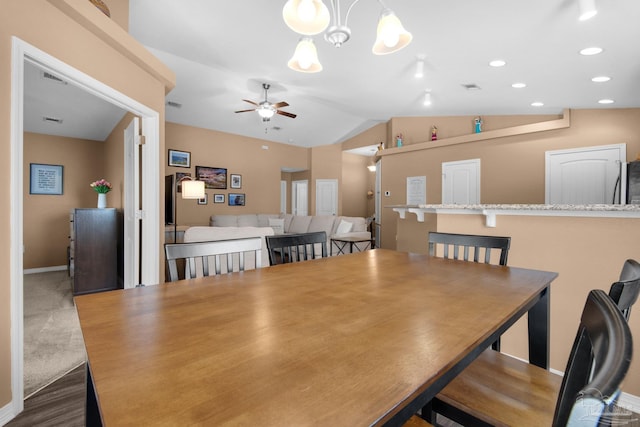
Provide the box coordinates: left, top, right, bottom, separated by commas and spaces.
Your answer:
292, 180, 308, 216
9, 37, 160, 417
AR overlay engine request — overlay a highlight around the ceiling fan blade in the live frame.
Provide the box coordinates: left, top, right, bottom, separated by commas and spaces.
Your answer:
242, 99, 258, 106
272, 101, 289, 109
276, 110, 297, 119
234, 109, 256, 113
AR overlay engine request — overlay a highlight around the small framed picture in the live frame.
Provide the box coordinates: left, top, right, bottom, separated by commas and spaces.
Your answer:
168, 149, 191, 168
228, 193, 245, 206
197, 193, 208, 205
196, 166, 227, 189
213, 194, 225, 204
30, 163, 63, 195
230, 174, 242, 189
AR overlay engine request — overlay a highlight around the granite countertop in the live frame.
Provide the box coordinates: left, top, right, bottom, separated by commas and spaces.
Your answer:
414, 204, 640, 211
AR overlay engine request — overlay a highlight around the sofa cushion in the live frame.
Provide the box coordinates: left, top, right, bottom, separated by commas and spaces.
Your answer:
308, 215, 336, 236
335, 219, 353, 235
289, 215, 312, 233
183, 226, 274, 272
237, 214, 260, 227
332, 216, 366, 234
257, 214, 281, 227
210, 215, 238, 227
268, 218, 285, 234
282, 213, 294, 232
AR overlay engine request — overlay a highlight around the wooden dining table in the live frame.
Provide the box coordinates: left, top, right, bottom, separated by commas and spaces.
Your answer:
75, 249, 557, 426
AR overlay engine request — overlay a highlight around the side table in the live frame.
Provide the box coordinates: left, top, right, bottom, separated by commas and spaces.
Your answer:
330, 236, 375, 256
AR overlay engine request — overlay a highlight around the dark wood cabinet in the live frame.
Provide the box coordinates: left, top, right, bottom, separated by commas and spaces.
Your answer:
69, 208, 119, 295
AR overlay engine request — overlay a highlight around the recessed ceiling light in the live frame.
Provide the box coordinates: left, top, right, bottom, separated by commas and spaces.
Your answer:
531, 102, 544, 107
598, 99, 615, 104
512, 83, 527, 89
489, 60, 506, 67
580, 47, 603, 56
591, 76, 611, 83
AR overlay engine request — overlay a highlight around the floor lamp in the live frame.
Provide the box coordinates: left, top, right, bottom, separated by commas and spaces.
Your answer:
174, 176, 205, 243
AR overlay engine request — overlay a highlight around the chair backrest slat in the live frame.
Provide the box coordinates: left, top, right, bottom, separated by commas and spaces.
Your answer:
164, 237, 262, 282
265, 231, 328, 266
609, 259, 640, 321
428, 232, 511, 266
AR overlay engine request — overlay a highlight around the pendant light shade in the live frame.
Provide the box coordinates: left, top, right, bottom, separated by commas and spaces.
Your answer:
288, 37, 323, 73
578, 0, 597, 20
181, 179, 205, 200
283, 0, 331, 35
372, 9, 412, 55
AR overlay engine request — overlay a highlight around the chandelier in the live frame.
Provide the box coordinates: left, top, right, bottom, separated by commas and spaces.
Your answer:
284, 0, 412, 73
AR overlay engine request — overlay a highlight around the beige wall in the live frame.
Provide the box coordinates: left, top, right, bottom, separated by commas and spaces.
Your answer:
23, 133, 106, 269
341, 152, 372, 218
1, 0, 170, 408
165, 122, 309, 225
375, 109, 640, 249
394, 213, 640, 396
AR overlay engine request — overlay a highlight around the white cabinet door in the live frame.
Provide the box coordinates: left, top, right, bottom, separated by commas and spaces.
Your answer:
442, 159, 480, 204
545, 144, 625, 204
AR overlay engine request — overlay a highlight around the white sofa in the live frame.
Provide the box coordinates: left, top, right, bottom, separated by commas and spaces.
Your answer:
208, 213, 372, 253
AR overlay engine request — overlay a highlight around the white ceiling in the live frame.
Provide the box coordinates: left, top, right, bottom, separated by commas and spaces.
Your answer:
24, 0, 640, 149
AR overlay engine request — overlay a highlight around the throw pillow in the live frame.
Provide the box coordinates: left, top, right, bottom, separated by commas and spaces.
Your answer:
336, 219, 353, 235
268, 218, 285, 234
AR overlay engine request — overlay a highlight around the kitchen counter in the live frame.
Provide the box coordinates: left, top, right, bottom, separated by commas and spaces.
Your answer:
389, 204, 640, 227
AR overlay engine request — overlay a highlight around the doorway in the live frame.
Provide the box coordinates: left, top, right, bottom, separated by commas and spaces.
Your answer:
442, 159, 481, 204
315, 179, 338, 216
292, 180, 308, 216
10, 37, 161, 412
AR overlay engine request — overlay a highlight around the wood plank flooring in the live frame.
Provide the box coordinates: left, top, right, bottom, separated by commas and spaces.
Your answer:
6, 364, 85, 427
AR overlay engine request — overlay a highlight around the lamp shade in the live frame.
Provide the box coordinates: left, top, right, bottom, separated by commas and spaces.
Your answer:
181, 179, 205, 199
288, 38, 323, 73
372, 10, 412, 55
578, 0, 597, 21
282, 0, 330, 35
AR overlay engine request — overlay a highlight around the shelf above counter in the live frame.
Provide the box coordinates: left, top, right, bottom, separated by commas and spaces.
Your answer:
388, 204, 640, 227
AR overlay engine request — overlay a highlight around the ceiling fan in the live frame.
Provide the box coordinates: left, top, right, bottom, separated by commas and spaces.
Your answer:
235, 83, 297, 122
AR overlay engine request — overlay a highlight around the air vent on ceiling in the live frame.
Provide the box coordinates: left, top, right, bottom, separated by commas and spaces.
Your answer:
271, 126, 282, 131
42, 116, 63, 124
461, 83, 481, 91
42, 71, 67, 85
167, 101, 182, 109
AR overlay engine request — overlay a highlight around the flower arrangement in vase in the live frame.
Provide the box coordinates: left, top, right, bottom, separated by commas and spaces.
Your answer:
90, 179, 112, 208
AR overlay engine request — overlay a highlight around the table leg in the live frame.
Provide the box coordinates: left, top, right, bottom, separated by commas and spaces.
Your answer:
528, 286, 550, 369
85, 363, 103, 426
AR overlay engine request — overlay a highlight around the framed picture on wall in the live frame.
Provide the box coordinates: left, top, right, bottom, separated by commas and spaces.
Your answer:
228, 193, 245, 206
29, 163, 63, 195
175, 172, 191, 193
230, 174, 242, 189
213, 194, 225, 203
196, 166, 227, 189
197, 193, 208, 205
168, 149, 191, 168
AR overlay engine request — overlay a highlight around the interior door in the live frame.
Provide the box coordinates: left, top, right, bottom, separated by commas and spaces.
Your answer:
123, 117, 140, 288
442, 159, 481, 204
316, 179, 338, 216
292, 180, 308, 216
545, 144, 626, 204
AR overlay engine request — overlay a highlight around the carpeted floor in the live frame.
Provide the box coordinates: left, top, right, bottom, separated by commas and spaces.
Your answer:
23, 270, 86, 398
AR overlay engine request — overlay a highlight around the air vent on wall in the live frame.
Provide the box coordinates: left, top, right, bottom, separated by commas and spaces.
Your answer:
43, 116, 63, 124
461, 83, 481, 91
41, 71, 67, 85
167, 101, 182, 109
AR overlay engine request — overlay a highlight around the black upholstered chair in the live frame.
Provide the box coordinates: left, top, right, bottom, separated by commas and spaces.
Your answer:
265, 231, 327, 266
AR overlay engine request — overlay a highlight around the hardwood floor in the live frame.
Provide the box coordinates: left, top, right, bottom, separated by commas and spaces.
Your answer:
6, 364, 85, 427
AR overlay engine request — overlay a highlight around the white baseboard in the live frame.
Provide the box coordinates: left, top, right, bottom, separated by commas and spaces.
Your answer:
23, 265, 67, 275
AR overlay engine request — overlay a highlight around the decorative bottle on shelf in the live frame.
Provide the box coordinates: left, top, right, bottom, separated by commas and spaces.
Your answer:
474, 117, 483, 133
396, 133, 403, 148
431, 125, 438, 141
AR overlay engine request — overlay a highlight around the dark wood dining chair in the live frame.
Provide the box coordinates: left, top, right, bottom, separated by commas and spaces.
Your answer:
164, 237, 262, 282
428, 231, 511, 351
425, 261, 640, 427
428, 231, 511, 266
265, 231, 327, 266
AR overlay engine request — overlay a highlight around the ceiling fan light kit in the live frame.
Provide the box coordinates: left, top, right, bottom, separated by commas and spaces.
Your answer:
235, 84, 298, 122
578, 0, 597, 21
283, 0, 411, 72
